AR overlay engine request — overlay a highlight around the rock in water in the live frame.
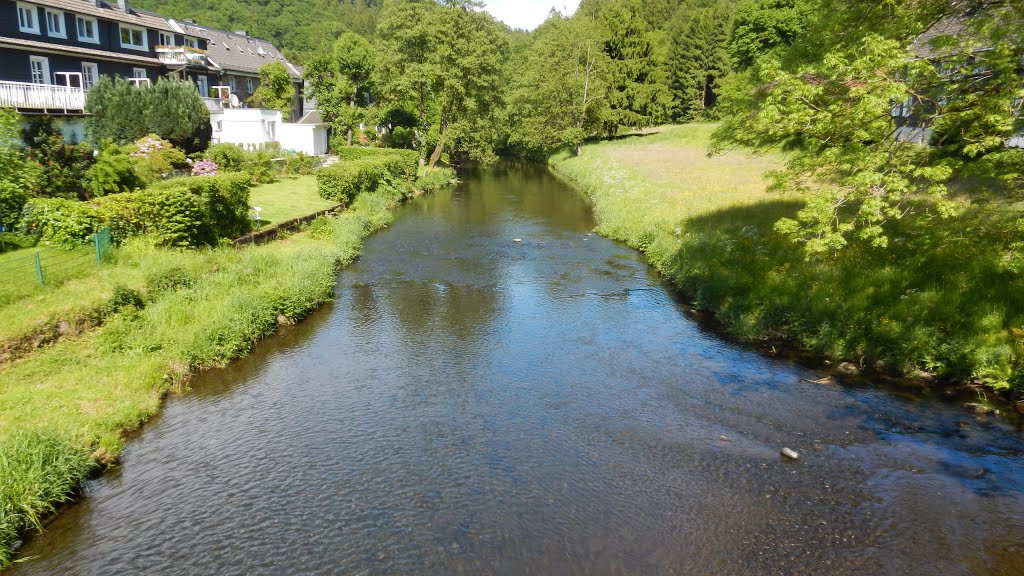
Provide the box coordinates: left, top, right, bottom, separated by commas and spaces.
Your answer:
512, 238, 523, 243
781, 447, 800, 460
837, 362, 860, 376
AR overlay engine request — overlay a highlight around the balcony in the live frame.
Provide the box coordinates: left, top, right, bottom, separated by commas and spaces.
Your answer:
0, 80, 85, 112
155, 46, 209, 68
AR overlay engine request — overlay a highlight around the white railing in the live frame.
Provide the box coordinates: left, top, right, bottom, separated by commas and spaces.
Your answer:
155, 46, 207, 67
0, 80, 85, 111
202, 97, 223, 112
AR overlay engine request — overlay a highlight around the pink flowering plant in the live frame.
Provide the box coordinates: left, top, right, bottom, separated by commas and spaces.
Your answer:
130, 134, 187, 183
189, 158, 218, 176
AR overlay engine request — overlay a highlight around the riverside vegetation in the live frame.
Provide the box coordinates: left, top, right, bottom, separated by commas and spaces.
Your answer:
0, 148, 454, 566
552, 125, 1024, 394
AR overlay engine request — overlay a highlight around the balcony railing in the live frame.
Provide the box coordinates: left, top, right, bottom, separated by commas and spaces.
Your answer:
155, 46, 208, 67
0, 80, 85, 111
202, 97, 223, 112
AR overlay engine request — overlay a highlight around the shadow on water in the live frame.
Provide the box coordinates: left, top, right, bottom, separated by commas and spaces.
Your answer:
11, 162, 1024, 576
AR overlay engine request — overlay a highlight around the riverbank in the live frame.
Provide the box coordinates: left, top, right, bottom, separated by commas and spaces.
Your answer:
0, 171, 453, 567
551, 124, 1023, 402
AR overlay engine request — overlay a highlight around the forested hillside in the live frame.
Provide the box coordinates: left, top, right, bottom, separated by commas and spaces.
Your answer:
130, 0, 381, 62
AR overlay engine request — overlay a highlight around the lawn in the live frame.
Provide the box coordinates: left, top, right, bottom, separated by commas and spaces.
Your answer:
248, 175, 337, 227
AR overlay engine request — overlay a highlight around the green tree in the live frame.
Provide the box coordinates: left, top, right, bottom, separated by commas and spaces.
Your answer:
304, 32, 375, 147
250, 61, 296, 118
375, 0, 508, 167
145, 79, 212, 153
593, 0, 673, 133
667, 0, 733, 120
729, 0, 808, 69
85, 77, 149, 145
508, 14, 610, 157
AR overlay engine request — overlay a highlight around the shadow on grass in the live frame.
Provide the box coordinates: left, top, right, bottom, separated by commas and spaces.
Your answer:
650, 199, 1023, 388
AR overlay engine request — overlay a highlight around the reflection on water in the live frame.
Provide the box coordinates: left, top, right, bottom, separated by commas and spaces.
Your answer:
13, 163, 1024, 576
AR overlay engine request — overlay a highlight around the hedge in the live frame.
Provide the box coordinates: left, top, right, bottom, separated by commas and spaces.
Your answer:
316, 149, 420, 203
22, 173, 252, 248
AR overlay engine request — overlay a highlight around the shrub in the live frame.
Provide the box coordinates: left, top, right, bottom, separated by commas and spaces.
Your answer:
20, 198, 98, 247
205, 143, 278, 184
23, 118, 94, 200
110, 284, 144, 311
308, 216, 334, 240
383, 126, 416, 150
131, 135, 188, 183
316, 150, 420, 203
87, 77, 210, 152
144, 265, 196, 298
150, 173, 252, 243
85, 140, 145, 198
415, 167, 456, 193
284, 151, 318, 175
190, 159, 218, 176
0, 181, 29, 230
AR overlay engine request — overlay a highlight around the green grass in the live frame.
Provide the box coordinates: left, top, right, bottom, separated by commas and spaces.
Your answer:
552, 124, 1024, 390
248, 175, 338, 227
0, 182, 414, 567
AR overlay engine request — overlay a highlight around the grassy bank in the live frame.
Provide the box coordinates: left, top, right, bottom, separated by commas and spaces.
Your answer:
552, 124, 1024, 393
0, 171, 449, 566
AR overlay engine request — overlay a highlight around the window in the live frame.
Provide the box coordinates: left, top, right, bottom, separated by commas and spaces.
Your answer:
246, 78, 254, 94
184, 37, 198, 49
228, 76, 236, 92
29, 56, 49, 84
45, 9, 64, 38
81, 62, 98, 89
132, 68, 147, 80
266, 120, 276, 140
76, 16, 98, 43
158, 32, 174, 46
17, 3, 39, 34
196, 75, 209, 97
120, 25, 147, 50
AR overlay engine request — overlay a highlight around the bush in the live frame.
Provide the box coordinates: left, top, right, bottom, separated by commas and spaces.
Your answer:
308, 216, 334, 240
316, 149, 420, 203
87, 77, 210, 152
0, 181, 29, 230
383, 126, 416, 150
205, 143, 278, 184
85, 140, 145, 198
20, 198, 98, 247
144, 265, 196, 298
131, 135, 188, 183
150, 173, 253, 243
23, 118, 94, 200
284, 151, 318, 175
415, 167, 456, 193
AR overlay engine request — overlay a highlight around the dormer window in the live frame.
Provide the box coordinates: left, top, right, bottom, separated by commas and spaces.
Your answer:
120, 24, 147, 51
184, 37, 198, 49
45, 9, 65, 38
17, 3, 40, 34
158, 32, 174, 46
76, 15, 98, 43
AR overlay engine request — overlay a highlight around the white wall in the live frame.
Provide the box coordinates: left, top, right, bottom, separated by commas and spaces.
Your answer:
279, 123, 328, 155
210, 108, 282, 149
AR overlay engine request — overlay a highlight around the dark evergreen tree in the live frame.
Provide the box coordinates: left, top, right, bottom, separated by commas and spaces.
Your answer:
667, 1, 733, 121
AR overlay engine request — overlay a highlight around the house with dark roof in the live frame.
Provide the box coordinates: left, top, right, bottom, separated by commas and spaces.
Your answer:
170, 20, 305, 122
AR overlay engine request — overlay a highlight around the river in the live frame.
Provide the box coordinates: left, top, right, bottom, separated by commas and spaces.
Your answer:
13, 164, 1024, 575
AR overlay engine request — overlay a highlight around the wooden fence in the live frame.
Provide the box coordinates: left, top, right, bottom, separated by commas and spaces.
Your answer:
233, 203, 345, 248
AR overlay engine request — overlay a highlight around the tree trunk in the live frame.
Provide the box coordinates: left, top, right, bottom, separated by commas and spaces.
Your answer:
428, 118, 448, 169
348, 90, 357, 147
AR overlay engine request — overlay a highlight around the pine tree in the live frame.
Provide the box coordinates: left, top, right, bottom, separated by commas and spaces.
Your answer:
667, 1, 732, 121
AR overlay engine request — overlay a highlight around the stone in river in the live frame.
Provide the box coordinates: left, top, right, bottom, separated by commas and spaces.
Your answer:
781, 447, 800, 460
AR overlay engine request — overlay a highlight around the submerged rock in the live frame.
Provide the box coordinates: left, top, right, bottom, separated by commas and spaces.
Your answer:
781, 447, 800, 460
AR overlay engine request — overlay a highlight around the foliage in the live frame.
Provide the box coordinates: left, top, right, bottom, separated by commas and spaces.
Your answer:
86, 78, 211, 153
729, 0, 808, 68
316, 149, 418, 203
591, 0, 673, 133
283, 151, 318, 175
150, 173, 253, 244
0, 181, 28, 230
249, 61, 296, 116
0, 108, 33, 193
712, 1, 1024, 254
85, 140, 146, 197
667, 1, 733, 120
375, 0, 509, 167
204, 143, 278, 184
131, 135, 189, 183
190, 158, 219, 176
20, 197, 98, 247
22, 118, 94, 200
304, 32, 376, 147
507, 14, 610, 157
415, 166, 456, 192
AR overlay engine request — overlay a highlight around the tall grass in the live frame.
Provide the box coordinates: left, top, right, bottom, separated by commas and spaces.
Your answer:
552, 124, 1024, 390
0, 183, 413, 566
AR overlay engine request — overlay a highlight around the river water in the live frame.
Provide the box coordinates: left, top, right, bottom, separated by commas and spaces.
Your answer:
13, 164, 1024, 575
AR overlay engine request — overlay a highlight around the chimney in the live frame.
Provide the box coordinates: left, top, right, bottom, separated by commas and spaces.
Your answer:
116, 0, 128, 12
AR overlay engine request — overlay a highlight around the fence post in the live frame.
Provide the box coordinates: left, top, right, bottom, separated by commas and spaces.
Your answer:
34, 251, 43, 286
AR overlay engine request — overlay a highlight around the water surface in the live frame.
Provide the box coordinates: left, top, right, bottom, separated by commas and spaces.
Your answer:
14, 164, 1024, 575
